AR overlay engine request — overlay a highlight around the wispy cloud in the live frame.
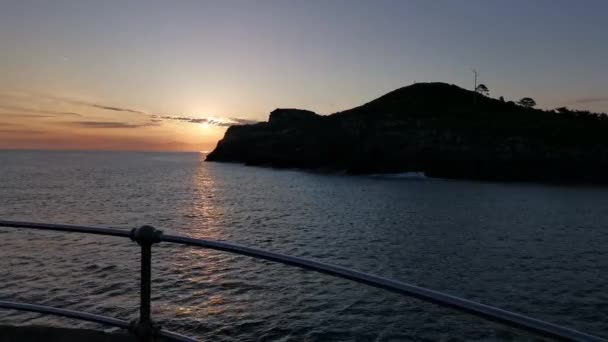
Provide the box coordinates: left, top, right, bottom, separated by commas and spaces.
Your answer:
230, 118, 260, 125
0, 113, 54, 118
574, 97, 608, 104
68, 121, 161, 129
72, 101, 147, 114
0, 104, 82, 117
0, 129, 45, 134
154, 115, 259, 126
67, 115, 257, 129
46, 96, 258, 126
1, 91, 147, 115
1, 91, 258, 128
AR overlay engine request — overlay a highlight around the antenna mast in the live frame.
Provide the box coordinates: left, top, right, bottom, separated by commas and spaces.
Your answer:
471, 68, 478, 105
471, 68, 478, 90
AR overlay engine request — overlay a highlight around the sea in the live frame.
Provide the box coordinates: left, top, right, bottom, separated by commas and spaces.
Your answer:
1, 150, 607, 341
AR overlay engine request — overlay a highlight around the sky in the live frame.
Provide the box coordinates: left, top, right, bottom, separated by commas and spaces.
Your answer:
1, 0, 607, 151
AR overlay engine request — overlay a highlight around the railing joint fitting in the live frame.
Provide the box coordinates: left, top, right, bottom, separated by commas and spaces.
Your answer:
129, 318, 161, 341
130, 225, 163, 246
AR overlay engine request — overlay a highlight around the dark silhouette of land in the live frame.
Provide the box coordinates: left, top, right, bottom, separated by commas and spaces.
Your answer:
206, 82, 608, 183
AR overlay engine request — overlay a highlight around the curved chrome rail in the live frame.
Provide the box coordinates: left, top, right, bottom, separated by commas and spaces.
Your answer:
0, 220, 606, 342
0, 300, 131, 329
0, 301, 196, 342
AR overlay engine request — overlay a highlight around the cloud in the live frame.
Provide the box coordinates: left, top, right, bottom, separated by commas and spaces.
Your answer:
0, 129, 45, 134
86, 103, 147, 114
0, 113, 54, 118
154, 115, 259, 126
574, 97, 608, 104
230, 118, 259, 125
1, 91, 258, 128
49, 97, 259, 126
68, 121, 160, 129
52, 97, 258, 126
1, 91, 146, 115
58, 99, 147, 115
0, 104, 82, 117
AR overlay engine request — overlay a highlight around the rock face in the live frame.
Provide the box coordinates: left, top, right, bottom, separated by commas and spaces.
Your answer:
206, 82, 608, 183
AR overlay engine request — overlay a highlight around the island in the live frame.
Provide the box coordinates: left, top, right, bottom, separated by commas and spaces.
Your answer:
206, 82, 608, 183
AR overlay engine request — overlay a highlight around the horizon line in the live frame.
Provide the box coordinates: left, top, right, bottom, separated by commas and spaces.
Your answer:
0, 148, 207, 154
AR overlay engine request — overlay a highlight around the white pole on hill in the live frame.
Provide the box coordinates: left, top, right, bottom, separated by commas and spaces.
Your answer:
471, 68, 478, 105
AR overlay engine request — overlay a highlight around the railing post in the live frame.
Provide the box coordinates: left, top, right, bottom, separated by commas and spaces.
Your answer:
130, 225, 163, 341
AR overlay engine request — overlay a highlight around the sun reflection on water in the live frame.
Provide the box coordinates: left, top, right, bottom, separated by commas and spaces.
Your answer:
160, 156, 241, 322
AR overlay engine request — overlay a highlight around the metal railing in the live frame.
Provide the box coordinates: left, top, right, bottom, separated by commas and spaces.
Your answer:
0, 219, 605, 342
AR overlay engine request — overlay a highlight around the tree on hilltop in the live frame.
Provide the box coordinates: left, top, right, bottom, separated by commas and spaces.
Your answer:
518, 97, 536, 108
475, 84, 489, 96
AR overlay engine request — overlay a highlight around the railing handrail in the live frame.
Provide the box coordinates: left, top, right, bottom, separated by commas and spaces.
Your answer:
0, 220, 606, 342
0, 300, 131, 329
0, 300, 197, 342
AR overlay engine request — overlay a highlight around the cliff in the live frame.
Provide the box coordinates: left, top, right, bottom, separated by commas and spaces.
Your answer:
206, 82, 608, 182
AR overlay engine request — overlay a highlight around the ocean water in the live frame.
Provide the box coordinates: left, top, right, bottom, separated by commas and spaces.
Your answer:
0, 150, 607, 341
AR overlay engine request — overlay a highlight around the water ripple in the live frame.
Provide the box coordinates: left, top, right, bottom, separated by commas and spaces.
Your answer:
1, 151, 607, 340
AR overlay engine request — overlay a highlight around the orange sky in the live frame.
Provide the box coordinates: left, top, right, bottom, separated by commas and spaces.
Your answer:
0, 92, 237, 152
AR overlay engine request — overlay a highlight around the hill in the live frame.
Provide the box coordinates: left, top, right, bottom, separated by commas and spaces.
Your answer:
206, 82, 608, 183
